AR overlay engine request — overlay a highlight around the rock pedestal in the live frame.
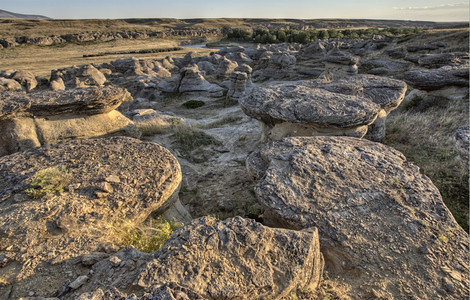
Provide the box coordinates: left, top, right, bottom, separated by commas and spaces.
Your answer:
0, 87, 140, 156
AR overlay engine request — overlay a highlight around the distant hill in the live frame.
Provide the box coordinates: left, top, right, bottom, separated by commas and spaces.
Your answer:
0, 9, 50, 19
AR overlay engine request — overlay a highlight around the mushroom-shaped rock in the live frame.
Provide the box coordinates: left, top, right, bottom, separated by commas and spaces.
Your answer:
136, 216, 323, 299
239, 82, 381, 142
454, 125, 469, 166
178, 64, 224, 98
248, 136, 469, 299
0, 87, 139, 156
404, 65, 469, 90
312, 74, 407, 141
216, 56, 238, 79
0, 137, 188, 299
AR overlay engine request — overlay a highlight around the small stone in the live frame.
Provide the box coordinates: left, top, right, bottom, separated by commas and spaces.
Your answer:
105, 175, 121, 183
95, 191, 109, 198
98, 181, 114, 193
109, 256, 122, 266
69, 275, 89, 289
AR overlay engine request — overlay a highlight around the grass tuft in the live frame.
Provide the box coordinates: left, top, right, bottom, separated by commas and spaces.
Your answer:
119, 216, 182, 253
182, 100, 205, 109
26, 165, 71, 199
172, 126, 222, 162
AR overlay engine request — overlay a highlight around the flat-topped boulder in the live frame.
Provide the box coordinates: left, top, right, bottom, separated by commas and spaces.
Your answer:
0, 87, 139, 156
239, 80, 382, 142
74, 216, 323, 299
0, 137, 188, 299
247, 136, 469, 299
311, 74, 407, 141
404, 64, 469, 90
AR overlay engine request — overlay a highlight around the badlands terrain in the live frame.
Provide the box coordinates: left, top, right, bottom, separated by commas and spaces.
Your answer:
0, 18, 468, 299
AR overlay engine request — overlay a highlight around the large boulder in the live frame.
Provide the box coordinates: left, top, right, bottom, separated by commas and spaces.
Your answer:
239, 80, 381, 142
178, 64, 225, 97
311, 74, 407, 141
73, 216, 323, 299
322, 48, 360, 78
247, 136, 469, 299
418, 52, 469, 69
0, 137, 187, 299
404, 64, 469, 90
0, 87, 139, 156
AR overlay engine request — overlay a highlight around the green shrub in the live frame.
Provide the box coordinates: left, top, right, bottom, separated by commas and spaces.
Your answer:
26, 165, 71, 199
182, 100, 205, 109
120, 217, 182, 253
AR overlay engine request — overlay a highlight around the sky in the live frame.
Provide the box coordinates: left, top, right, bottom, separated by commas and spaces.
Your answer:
2, 0, 469, 21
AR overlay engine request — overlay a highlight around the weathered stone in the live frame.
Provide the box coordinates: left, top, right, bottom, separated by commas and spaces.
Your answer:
227, 71, 249, 100
137, 216, 323, 299
0, 87, 138, 156
50, 77, 65, 91
404, 65, 469, 90
0, 77, 23, 92
216, 56, 238, 79
322, 48, 359, 78
418, 52, 469, 69
239, 81, 381, 142
178, 64, 224, 97
0, 137, 185, 298
249, 136, 469, 299
109, 57, 172, 77
12, 70, 38, 92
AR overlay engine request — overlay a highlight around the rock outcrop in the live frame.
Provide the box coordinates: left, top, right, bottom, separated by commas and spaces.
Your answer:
73, 216, 323, 299
0, 136, 187, 299
239, 75, 406, 142
247, 136, 469, 299
51, 64, 107, 88
0, 87, 139, 156
404, 64, 469, 90
322, 48, 359, 78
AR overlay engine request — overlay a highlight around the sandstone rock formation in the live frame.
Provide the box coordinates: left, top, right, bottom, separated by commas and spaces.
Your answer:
73, 216, 323, 299
240, 78, 388, 142
312, 74, 407, 141
0, 87, 140, 156
51, 64, 107, 88
404, 64, 469, 90
0, 136, 187, 298
227, 71, 249, 100
158, 64, 224, 98
109, 57, 172, 77
247, 136, 469, 299
322, 48, 360, 78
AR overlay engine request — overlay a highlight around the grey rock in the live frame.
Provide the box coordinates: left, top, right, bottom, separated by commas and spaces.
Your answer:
248, 136, 469, 299
404, 65, 469, 90
0, 77, 23, 92
12, 70, 38, 92
137, 216, 323, 299
418, 52, 469, 69
178, 64, 224, 97
227, 71, 249, 100
216, 56, 238, 79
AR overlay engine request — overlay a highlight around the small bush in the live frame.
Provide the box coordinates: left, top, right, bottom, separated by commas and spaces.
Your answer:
172, 126, 222, 162
120, 217, 182, 253
26, 165, 71, 199
182, 100, 205, 109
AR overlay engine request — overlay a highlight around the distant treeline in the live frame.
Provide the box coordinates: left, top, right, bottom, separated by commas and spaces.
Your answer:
226, 27, 422, 44
83, 46, 183, 58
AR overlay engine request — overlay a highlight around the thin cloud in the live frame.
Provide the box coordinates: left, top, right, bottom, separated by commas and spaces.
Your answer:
393, 2, 468, 11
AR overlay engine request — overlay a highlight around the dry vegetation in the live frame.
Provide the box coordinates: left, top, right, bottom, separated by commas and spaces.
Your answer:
386, 97, 469, 231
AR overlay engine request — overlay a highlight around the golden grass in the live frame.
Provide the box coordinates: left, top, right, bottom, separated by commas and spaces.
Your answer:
385, 97, 469, 231
0, 38, 213, 77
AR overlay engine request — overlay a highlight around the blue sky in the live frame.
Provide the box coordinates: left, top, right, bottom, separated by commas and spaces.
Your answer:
2, 0, 469, 21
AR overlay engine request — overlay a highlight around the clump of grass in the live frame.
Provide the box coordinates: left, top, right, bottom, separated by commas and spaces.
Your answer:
119, 216, 182, 253
172, 126, 222, 161
137, 118, 183, 137
197, 116, 243, 129
182, 100, 205, 109
385, 97, 469, 231
26, 165, 71, 199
